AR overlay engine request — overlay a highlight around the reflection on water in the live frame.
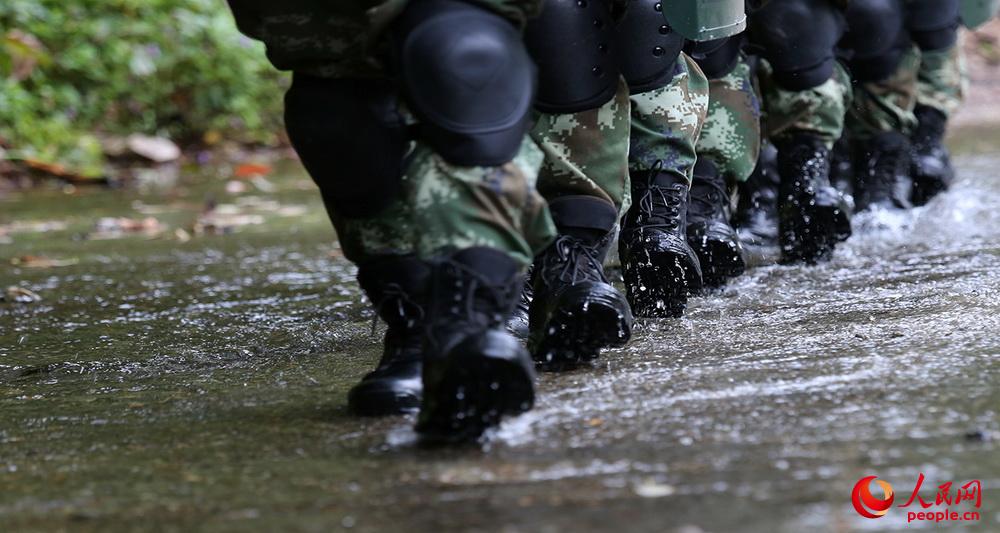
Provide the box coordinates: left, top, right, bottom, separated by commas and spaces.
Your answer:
1, 156, 997, 532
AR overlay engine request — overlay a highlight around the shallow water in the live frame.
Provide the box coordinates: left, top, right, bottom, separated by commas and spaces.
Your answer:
1, 155, 997, 532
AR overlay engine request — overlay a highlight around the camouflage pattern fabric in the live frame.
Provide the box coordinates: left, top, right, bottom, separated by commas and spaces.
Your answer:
629, 53, 711, 184
530, 78, 633, 215
333, 137, 555, 266
225, 0, 542, 78
916, 41, 968, 117
757, 59, 854, 148
696, 55, 762, 184
845, 45, 921, 139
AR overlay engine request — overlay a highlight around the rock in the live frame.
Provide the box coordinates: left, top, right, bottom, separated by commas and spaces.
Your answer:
126, 134, 180, 163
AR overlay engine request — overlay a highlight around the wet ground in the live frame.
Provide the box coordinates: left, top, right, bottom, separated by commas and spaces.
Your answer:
1, 151, 998, 532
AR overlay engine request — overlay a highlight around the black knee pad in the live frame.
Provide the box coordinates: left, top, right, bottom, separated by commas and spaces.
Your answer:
284, 75, 408, 219
393, 0, 535, 166
906, 0, 961, 51
841, 0, 906, 58
524, 0, 620, 112
614, 0, 686, 94
749, 0, 846, 91
837, 0, 910, 82
845, 32, 911, 82
685, 35, 745, 80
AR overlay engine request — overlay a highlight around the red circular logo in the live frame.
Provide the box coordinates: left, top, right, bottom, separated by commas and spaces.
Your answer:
852, 475, 895, 519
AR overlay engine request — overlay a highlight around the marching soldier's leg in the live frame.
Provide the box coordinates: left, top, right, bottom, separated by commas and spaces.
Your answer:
688, 37, 760, 287
909, 0, 966, 205
844, 44, 921, 211
751, 0, 855, 264
520, 0, 634, 369
620, 52, 710, 317
845, 0, 962, 210
262, 0, 556, 439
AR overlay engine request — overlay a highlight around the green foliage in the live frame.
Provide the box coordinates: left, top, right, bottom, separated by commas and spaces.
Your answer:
0, 0, 288, 176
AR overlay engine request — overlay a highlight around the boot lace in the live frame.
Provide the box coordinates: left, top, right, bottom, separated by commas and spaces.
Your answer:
424, 259, 519, 350
538, 234, 609, 287
370, 283, 425, 335
636, 160, 685, 230
688, 174, 727, 221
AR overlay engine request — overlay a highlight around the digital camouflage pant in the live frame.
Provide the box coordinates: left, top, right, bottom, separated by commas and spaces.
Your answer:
530, 53, 710, 217
846, 41, 967, 140
757, 59, 855, 149
695, 55, 762, 184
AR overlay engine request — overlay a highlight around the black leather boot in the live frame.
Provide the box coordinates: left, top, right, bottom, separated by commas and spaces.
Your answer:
735, 143, 780, 248
527, 196, 633, 370
855, 130, 913, 211
910, 104, 954, 206
686, 159, 745, 288
620, 161, 703, 318
776, 133, 852, 265
416, 247, 535, 442
349, 255, 430, 416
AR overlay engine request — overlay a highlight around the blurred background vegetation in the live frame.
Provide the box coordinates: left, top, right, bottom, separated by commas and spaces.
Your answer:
0, 0, 288, 178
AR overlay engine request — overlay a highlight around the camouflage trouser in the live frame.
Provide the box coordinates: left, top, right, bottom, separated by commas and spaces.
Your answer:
531, 78, 632, 215
846, 45, 922, 139
846, 40, 967, 139
530, 53, 709, 216
917, 41, 967, 117
339, 54, 710, 266
629, 54, 711, 185
333, 136, 556, 267
758, 59, 854, 148
696, 55, 762, 183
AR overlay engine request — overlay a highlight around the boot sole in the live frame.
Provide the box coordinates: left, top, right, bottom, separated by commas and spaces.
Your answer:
417, 335, 535, 444
532, 290, 633, 371
623, 248, 702, 318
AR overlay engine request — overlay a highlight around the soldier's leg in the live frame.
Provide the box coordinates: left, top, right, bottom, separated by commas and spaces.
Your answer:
619, 53, 710, 317
751, 0, 855, 264
909, 0, 966, 204
285, 0, 554, 439
519, 0, 635, 368
844, 0, 962, 210
844, 44, 921, 210
688, 38, 760, 287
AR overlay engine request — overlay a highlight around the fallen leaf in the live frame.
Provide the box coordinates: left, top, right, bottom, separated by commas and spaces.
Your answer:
234, 163, 272, 178
91, 217, 166, 240
10, 255, 79, 268
174, 228, 192, 243
3, 286, 41, 303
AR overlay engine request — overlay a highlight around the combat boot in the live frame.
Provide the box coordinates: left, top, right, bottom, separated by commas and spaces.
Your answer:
775, 133, 852, 264
349, 255, 430, 416
735, 143, 780, 248
686, 159, 745, 288
619, 161, 703, 318
528, 196, 633, 370
910, 105, 955, 206
854, 130, 913, 211
416, 247, 535, 442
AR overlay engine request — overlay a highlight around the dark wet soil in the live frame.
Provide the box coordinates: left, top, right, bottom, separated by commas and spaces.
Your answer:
1, 153, 997, 532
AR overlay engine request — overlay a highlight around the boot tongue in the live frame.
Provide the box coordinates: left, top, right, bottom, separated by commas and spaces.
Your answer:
547, 195, 618, 243
449, 247, 521, 286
